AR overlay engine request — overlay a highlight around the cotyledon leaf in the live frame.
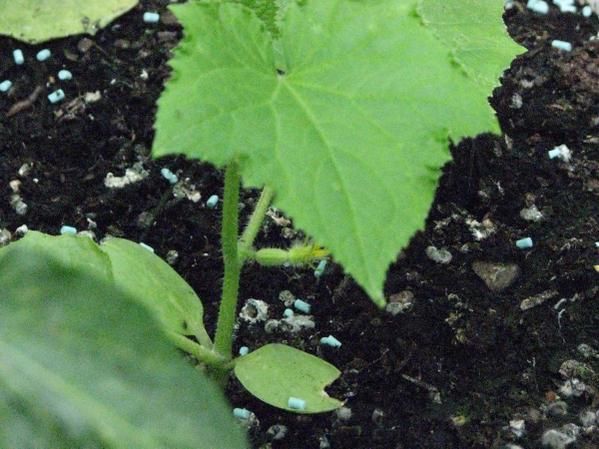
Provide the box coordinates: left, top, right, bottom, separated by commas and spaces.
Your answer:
0, 234, 246, 449
234, 344, 343, 413
100, 237, 211, 347
153, 0, 524, 306
0, 0, 138, 44
3, 232, 210, 347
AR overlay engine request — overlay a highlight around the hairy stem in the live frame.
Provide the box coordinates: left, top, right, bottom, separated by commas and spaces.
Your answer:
167, 332, 225, 367
214, 162, 241, 360
238, 186, 274, 261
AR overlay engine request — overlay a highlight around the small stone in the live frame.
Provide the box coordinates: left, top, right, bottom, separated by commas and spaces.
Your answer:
9, 179, 21, 193
472, 261, 520, 292
546, 401, 568, 417
263, 319, 280, 333
559, 378, 589, 398
77, 37, 94, 53
579, 409, 597, 427
520, 290, 558, 311
510, 93, 523, 109
541, 429, 575, 449
166, 250, 179, 265
560, 423, 580, 440
136, 211, 154, 229
10, 194, 27, 215
509, 419, 526, 438
425, 245, 452, 264
282, 314, 315, 332
319, 435, 331, 449
371, 408, 385, 426
0, 228, 12, 246
172, 179, 201, 203
157, 31, 178, 43
239, 299, 269, 324
559, 359, 595, 380
520, 205, 544, 222
335, 406, 352, 422
104, 162, 149, 188
15, 224, 28, 236
465, 217, 496, 240
278, 289, 295, 307
84, 91, 102, 103
113, 39, 131, 49
385, 290, 414, 316
266, 424, 288, 441
18, 163, 32, 177
577, 343, 599, 359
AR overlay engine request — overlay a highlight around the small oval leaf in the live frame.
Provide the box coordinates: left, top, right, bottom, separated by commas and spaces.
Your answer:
234, 343, 343, 413
100, 238, 211, 347
8, 232, 210, 347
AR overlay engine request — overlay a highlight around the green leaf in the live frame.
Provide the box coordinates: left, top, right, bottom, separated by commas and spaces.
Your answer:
153, 0, 523, 306
0, 0, 138, 43
8, 232, 210, 347
100, 237, 211, 347
234, 344, 343, 413
0, 236, 247, 449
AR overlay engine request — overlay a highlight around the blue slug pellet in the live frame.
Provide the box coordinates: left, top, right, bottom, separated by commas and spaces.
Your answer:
143, 12, 160, 23
582, 5, 592, 17
233, 408, 251, 420
60, 225, 77, 235
48, 89, 65, 104
314, 259, 327, 278
36, 49, 51, 61
320, 335, 342, 348
294, 299, 311, 314
160, 167, 178, 184
238, 346, 249, 356
283, 308, 294, 318
551, 40, 572, 51
0, 80, 12, 92
287, 397, 306, 411
13, 49, 24, 65
548, 148, 562, 159
516, 237, 533, 249
529, 0, 549, 14
58, 70, 73, 81
206, 194, 219, 208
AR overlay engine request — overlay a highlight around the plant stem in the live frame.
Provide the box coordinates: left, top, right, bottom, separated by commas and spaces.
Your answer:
167, 332, 226, 367
238, 186, 274, 261
214, 162, 241, 360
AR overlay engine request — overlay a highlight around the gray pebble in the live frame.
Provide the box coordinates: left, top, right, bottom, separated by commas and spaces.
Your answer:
472, 261, 520, 292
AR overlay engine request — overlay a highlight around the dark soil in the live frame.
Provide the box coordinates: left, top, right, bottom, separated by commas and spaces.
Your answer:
1, 1, 598, 448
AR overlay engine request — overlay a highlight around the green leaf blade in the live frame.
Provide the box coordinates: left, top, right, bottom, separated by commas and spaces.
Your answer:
0, 235, 246, 449
234, 344, 343, 413
0, 0, 138, 43
154, 0, 523, 306
100, 237, 210, 346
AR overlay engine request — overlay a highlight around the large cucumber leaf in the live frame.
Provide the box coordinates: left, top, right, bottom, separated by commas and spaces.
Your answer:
153, 0, 523, 306
0, 0, 138, 43
0, 235, 246, 449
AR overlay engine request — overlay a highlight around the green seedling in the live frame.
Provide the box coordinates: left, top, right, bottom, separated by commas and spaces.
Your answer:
1, 0, 523, 446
